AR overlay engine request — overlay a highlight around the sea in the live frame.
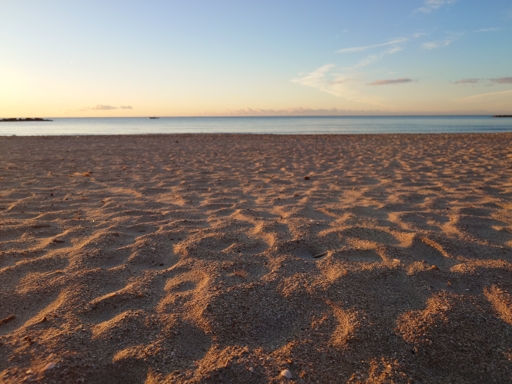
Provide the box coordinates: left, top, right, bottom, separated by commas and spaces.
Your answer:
0, 116, 511, 136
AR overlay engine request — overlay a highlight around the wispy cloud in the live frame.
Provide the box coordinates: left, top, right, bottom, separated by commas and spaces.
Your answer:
455, 89, 512, 102
292, 65, 387, 106
206, 107, 385, 116
423, 32, 463, 50
337, 38, 408, 53
351, 46, 403, 69
89, 105, 117, 111
490, 77, 512, 84
453, 77, 512, 85
81, 105, 133, 111
474, 27, 500, 33
368, 78, 414, 86
327, 79, 346, 85
338, 33, 427, 69
454, 78, 480, 84
417, 0, 457, 14
292, 64, 336, 88
292, 65, 351, 98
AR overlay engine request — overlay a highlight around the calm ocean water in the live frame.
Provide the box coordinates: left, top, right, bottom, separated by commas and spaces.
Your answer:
1, 116, 511, 136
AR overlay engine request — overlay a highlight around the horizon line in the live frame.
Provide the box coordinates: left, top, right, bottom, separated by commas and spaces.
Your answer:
1, 113, 507, 119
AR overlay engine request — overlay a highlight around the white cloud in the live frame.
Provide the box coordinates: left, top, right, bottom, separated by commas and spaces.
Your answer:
455, 89, 512, 102
292, 64, 335, 88
292, 65, 389, 107
88, 105, 117, 111
351, 46, 403, 69
423, 41, 442, 50
418, 0, 457, 14
209, 108, 374, 116
335, 33, 427, 70
79, 105, 134, 111
291, 35, 419, 108
423, 32, 463, 50
337, 38, 407, 53
474, 27, 500, 33
327, 79, 346, 85
291, 65, 346, 97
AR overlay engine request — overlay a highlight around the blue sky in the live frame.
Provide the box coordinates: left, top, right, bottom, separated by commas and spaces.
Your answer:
1, 0, 511, 116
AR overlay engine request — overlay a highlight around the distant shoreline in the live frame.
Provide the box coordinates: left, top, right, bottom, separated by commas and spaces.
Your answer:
1, 116, 510, 136
0, 115, 507, 120
0, 118, 52, 122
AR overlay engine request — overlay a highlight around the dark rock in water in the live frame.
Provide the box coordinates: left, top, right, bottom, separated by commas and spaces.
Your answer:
0, 117, 52, 122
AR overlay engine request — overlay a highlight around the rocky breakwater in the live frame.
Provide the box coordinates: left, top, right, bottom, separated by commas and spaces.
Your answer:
0, 118, 53, 122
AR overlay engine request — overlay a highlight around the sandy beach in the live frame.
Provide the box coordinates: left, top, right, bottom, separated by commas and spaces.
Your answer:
0, 133, 511, 383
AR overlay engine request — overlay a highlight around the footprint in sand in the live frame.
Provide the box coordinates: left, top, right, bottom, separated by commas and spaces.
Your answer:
456, 216, 512, 245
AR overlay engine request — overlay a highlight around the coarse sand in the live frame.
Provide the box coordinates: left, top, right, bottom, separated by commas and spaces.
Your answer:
0, 133, 511, 383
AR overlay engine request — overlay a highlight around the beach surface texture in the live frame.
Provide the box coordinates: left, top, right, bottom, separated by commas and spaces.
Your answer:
0, 133, 511, 383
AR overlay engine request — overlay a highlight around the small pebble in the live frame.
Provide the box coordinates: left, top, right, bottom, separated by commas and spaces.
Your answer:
304, 176, 310, 180
281, 369, 293, 379
313, 251, 328, 259
45, 362, 56, 371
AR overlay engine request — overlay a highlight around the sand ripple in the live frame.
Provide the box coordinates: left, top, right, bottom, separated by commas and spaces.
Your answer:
0, 133, 511, 383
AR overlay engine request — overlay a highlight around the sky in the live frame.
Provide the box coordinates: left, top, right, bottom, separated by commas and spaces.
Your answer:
1, 0, 511, 117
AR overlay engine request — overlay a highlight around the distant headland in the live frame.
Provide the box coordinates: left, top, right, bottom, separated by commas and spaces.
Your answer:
492, 115, 512, 118
0, 118, 53, 122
